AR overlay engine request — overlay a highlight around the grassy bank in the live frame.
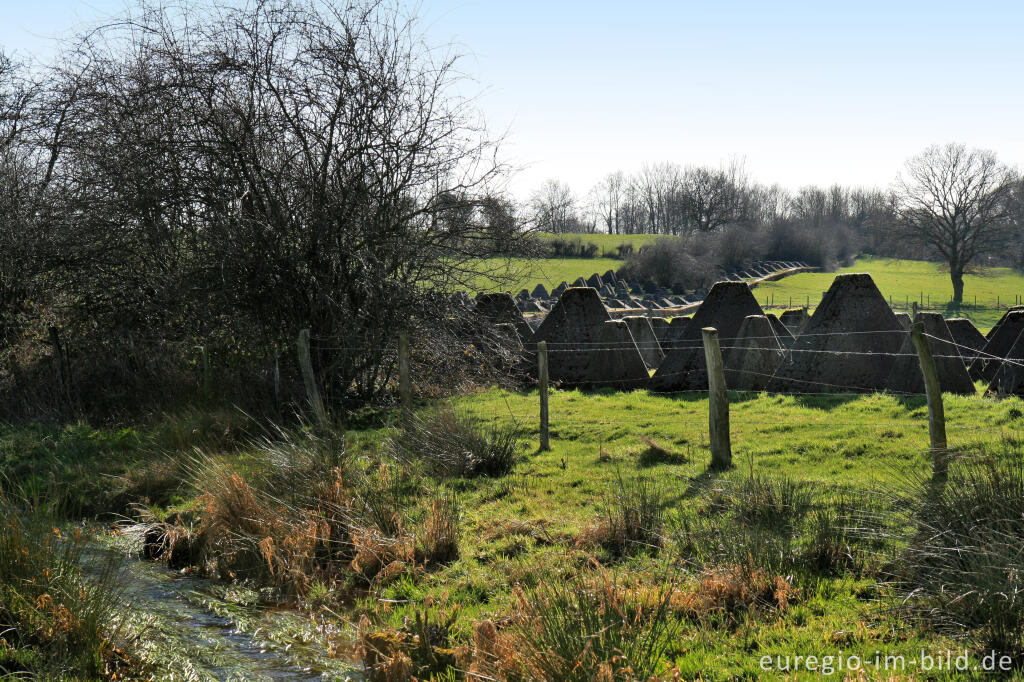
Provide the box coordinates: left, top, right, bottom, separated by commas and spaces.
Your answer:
0, 492, 138, 678
6, 385, 1024, 678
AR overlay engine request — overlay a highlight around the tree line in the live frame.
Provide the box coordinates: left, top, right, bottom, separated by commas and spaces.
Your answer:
528, 150, 1023, 303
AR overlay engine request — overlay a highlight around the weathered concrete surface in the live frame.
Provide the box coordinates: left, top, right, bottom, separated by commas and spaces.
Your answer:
767, 273, 905, 394
650, 281, 764, 392
885, 312, 975, 395
724, 315, 786, 391
590, 320, 650, 390
534, 287, 648, 388
766, 313, 795, 349
945, 318, 987, 362
971, 310, 1024, 384
778, 308, 809, 335
987, 325, 1024, 396
622, 315, 665, 370
475, 292, 535, 345
986, 307, 1024, 340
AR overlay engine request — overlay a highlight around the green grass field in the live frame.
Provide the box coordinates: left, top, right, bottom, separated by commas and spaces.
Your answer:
756, 257, 1024, 331
473, 256, 625, 292
11, 381, 1024, 678
473, 233, 671, 292
10, 251, 1024, 678
361, 386, 1024, 679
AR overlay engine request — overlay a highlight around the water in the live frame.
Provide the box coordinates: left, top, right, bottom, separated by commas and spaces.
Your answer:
86, 543, 364, 681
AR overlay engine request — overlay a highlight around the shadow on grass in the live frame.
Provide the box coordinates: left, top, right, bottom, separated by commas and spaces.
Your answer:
892, 395, 929, 411
679, 463, 732, 501
791, 393, 864, 410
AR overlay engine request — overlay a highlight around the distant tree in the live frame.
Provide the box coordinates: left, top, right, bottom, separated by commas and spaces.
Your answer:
1003, 178, 1024, 269
679, 161, 749, 233
478, 194, 520, 253
897, 144, 1018, 303
531, 179, 590, 233
590, 171, 626, 234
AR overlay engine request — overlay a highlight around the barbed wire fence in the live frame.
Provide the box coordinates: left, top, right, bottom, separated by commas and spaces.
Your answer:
286, 322, 1024, 494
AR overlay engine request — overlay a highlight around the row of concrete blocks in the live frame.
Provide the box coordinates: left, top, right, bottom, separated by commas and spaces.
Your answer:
477, 274, 1018, 396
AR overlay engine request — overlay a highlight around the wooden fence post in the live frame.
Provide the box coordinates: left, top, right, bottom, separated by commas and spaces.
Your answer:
48, 326, 71, 405
272, 351, 282, 414
910, 322, 948, 485
199, 345, 211, 401
538, 340, 550, 451
398, 331, 412, 412
702, 327, 732, 470
297, 329, 328, 430
911, 301, 918, 321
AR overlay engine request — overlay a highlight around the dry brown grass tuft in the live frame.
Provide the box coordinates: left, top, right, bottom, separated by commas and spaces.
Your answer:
418, 492, 460, 565
677, 566, 792, 625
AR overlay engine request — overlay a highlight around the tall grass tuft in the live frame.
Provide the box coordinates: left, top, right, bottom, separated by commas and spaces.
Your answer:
891, 456, 1024, 662
390, 406, 525, 478
418, 491, 461, 565
589, 469, 665, 558
509, 568, 677, 682
173, 424, 464, 593
672, 474, 886, 579
0, 489, 134, 677
185, 427, 359, 589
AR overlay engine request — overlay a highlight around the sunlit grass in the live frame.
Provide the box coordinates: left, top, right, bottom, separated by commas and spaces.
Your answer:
756, 256, 1024, 331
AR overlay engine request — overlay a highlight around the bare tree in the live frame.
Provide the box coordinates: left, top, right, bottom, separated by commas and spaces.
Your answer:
679, 160, 749, 233
18, 0, 516, 406
590, 171, 625, 234
897, 144, 1017, 302
530, 179, 584, 233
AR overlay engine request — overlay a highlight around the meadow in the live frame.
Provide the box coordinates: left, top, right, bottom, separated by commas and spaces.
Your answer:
7, 247, 1024, 679
473, 256, 626, 293
537, 232, 666, 252
752, 257, 1024, 331
7, 380, 1024, 679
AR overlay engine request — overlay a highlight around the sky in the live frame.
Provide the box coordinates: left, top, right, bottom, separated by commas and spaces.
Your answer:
3, 0, 1023, 199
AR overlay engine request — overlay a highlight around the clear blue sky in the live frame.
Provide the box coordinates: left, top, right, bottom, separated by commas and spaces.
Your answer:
4, 1, 1022, 198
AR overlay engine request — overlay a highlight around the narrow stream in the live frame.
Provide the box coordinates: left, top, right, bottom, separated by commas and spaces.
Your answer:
87, 543, 364, 681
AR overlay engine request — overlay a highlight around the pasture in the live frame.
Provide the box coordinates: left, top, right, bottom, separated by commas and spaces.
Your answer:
757, 257, 1024, 331
9, 380, 1024, 679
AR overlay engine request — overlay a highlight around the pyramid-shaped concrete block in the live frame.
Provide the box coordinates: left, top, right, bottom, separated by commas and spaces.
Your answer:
650, 281, 764, 391
986, 307, 1024, 340
945, 318, 987, 363
649, 317, 672, 343
766, 313, 795, 349
778, 308, 809, 335
534, 287, 647, 389
589, 320, 651, 390
475, 292, 535, 345
971, 310, 1024, 384
622, 316, 665, 370
988, 324, 1024, 396
724, 315, 786, 391
767, 274, 904, 394
885, 312, 974, 395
